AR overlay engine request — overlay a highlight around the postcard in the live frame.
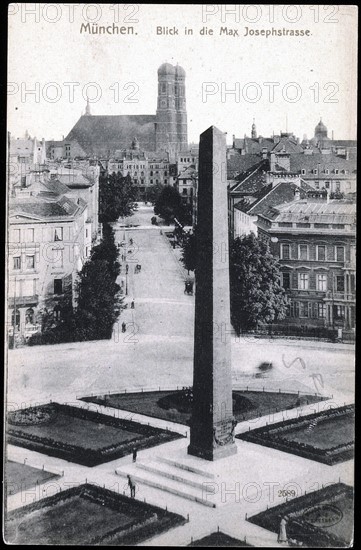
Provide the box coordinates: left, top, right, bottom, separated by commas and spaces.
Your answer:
5, 4, 356, 546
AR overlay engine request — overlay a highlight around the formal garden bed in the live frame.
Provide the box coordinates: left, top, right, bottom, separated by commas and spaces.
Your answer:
4, 483, 186, 545
248, 482, 353, 547
5, 461, 60, 496
81, 388, 326, 426
237, 404, 354, 465
188, 531, 252, 546
6, 403, 184, 467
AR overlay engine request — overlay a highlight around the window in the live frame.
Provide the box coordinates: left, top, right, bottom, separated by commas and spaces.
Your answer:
334, 169, 339, 175
336, 246, 345, 262
13, 229, 21, 243
317, 245, 326, 261
334, 305, 345, 319
26, 228, 34, 242
313, 169, 318, 175
53, 305, 61, 321
315, 181, 320, 189
350, 274, 355, 292
325, 181, 330, 188
85, 229, 88, 238
21, 176, 27, 188
13, 256, 21, 270
301, 169, 306, 175
26, 255, 35, 269
325, 169, 329, 175
52, 248, 63, 268
299, 273, 309, 290
54, 227, 63, 241
299, 244, 308, 260
281, 244, 290, 260
54, 279, 63, 294
335, 182, 341, 191
182, 188, 188, 195
150, 171, 153, 176
318, 303, 326, 318
317, 273, 327, 291
299, 301, 309, 317
25, 308, 35, 324
282, 272, 290, 289
336, 276, 344, 292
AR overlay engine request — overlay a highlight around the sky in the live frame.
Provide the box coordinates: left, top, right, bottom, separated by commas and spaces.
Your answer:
8, 4, 358, 145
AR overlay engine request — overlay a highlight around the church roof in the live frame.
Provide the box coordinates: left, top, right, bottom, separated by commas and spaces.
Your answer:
315, 119, 327, 134
158, 63, 176, 75
65, 114, 157, 156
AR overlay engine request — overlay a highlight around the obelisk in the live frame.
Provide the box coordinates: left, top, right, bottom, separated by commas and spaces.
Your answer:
188, 126, 237, 461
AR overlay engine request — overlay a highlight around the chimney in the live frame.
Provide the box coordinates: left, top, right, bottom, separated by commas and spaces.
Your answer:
270, 152, 276, 172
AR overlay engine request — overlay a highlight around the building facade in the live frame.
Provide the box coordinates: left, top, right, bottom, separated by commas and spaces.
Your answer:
257, 199, 356, 334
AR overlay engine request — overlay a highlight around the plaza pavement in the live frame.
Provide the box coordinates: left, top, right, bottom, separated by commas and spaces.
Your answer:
5, 204, 355, 546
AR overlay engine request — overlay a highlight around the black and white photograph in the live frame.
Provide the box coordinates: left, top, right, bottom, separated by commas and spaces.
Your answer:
4, 3, 356, 546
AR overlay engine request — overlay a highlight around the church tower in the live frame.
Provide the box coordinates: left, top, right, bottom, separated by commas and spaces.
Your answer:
155, 63, 177, 155
155, 63, 188, 158
175, 64, 188, 152
251, 118, 257, 139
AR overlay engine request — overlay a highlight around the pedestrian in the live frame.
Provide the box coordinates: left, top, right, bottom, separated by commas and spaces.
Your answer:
132, 448, 137, 462
278, 516, 288, 544
122, 322, 126, 333
127, 475, 135, 498
131, 300, 134, 309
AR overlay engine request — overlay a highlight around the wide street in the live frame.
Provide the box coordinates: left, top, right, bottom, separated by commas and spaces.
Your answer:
6, 203, 354, 410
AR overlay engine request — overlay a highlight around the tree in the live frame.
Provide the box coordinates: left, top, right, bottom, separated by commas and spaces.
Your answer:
154, 185, 184, 224
75, 258, 120, 339
181, 232, 197, 273
230, 234, 289, 334
147, 182, 164, 205
99, 172, 138, 223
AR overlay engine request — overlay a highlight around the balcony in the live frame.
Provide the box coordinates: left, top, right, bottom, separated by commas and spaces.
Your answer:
9, 295, 39, 307
325, 291, 355, 302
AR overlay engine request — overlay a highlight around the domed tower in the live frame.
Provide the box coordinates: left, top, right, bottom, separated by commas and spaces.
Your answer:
155, 63, 177, 155
175, 64, 188, 152
314, 118, 328, 140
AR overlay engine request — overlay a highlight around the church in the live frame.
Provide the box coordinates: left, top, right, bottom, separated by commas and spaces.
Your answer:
62, 63, 188, 160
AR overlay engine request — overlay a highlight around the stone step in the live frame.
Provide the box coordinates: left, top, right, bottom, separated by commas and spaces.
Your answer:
156, 456, 215, 479
136, 461, 210, 490
115, 464, 216, 508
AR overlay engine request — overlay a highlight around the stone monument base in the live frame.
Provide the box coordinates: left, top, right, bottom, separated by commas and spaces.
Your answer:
188, 443, 238, 462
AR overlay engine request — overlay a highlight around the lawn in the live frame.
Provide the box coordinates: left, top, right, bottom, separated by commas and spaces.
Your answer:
5, 483, 186, 545
6, 403, 184, 467
5, 461, 60, 496
189, 532, 252, 546
283, 415, 354, 450
248, 483, 353, 547
81, 389, 326, 426
237, 405, 354, 465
